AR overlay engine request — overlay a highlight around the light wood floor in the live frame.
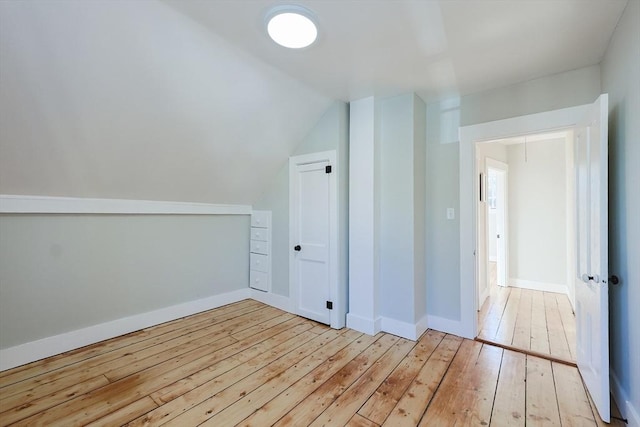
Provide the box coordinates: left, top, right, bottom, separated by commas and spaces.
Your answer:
478, 262, 577, 363
0, 299, 618, 426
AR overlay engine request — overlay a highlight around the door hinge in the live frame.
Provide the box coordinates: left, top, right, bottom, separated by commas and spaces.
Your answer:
326, 301, 333, 310
325, 165, 332, 174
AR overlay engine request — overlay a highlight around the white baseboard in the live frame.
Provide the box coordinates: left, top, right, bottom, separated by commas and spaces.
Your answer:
427, 314, 465, 337
346, 313, 382, 336
0, 288, 251, 371
611, 370, 640, 427
509, 278, 568, 295
379, 315, 429, 341
250, 289, 292, 313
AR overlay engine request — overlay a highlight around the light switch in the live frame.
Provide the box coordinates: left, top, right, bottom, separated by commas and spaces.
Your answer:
447, 208, 455, 220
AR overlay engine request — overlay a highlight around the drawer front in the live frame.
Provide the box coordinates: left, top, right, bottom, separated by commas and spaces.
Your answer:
251, 211, 270, 228
249, 270, 269, 291
250, 240, 269, 255
250, 253, 269, 273
250, 227, 269, 242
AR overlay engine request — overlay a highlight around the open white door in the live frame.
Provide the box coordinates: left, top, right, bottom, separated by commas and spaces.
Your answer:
290, 151, 338, 326
494, 166, 508, 287
574, 94, 609, 422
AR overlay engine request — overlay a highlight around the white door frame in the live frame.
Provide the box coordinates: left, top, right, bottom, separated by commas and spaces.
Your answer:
485, 158, 509, 289
289, 150, 341, 328
458, 104, 590, 339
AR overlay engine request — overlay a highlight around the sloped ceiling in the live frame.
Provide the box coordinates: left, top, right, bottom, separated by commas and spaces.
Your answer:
0, 0, 627, 204
164, 0, 628, 101
0, 0, 332, 204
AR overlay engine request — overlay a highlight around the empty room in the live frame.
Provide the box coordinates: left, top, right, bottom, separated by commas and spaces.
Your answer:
0, 1, 638, 426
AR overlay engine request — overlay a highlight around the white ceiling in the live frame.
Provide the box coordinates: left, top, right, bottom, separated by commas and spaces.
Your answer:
163, 0, 628, 102
0, 0, 629, 204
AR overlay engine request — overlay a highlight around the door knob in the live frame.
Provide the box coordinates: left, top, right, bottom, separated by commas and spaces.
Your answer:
609, 275, 620, 285
582, 273, 594, 283
294, 245, 301, 251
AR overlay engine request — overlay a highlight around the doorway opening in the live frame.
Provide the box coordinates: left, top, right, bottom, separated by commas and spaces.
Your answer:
475, 131, 577, 364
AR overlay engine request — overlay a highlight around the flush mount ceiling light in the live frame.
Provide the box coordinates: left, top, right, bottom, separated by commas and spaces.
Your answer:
266, 6, 318, 49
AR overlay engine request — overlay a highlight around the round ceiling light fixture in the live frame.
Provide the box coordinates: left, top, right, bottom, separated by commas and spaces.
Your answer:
266, 6, 318, 49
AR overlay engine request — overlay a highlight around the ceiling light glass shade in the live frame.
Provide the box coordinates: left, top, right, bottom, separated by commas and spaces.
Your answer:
267, 11, 318, 49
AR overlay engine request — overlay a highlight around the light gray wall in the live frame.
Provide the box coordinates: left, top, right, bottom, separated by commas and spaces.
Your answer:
425, 103, 461, 320
0, 0, 330, 204
425, 65, 601, 322
0, 214, 249, 349
379, 94, 427, 324
507, 139, 567, 286
601, 0, 640, 418
254, 102, 349, 299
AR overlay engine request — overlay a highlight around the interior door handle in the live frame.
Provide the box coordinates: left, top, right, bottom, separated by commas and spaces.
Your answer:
582, 274, 594, 283
294, 245, 301, 252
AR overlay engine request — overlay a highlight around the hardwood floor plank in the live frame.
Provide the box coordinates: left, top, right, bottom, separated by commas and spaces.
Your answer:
147, 318, 310, 405
495, 288, 522, 345
11, 317, 309, 426
544, 293, 572, 361
556, 294, 577, 361
236, 332, 379, 427
0, 303, 271, 399
0, 300, 605, 427
161, 329, 347, 426
511, 289, 533, 351
358, 330, 445, 424
272, 333, 396, 427
307, 337, 416, 427
419, 341, 502, 426
479, 286, 511, 341
0, 375, 110, 425
347, 413, 380, 427
381, 334, 462, 427
525, 356, 561, 426
84, 397, 158, 427
552, 362, 597, 426
0, 299, 260, 388
125, 321, 317, 426
102, 307, 281, 381
490, 349, 526, 426
529, 290, 551, 355
200, 330, 364, 426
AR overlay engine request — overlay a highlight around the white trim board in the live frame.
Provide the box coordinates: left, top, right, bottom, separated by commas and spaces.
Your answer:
346, 313, 381, 336
0, 288, 251, 371
509, 278, 568, 295
611, 371, 640, 427
249, 289, 292, 313
0, 195, 252, 215
427, 315, 466, 338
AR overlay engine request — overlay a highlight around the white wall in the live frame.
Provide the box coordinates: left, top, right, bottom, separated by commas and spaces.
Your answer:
507, 138, 568, 290
0, 214, 249, 350
601, 1, 640, 424
425, 65, 601, 328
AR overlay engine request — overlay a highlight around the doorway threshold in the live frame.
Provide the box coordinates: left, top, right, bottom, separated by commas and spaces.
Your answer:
475, 337, 577, 367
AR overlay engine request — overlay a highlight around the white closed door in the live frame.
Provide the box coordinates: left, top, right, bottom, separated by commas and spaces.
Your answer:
290, 156, 333, 325
574, 94, 610, 422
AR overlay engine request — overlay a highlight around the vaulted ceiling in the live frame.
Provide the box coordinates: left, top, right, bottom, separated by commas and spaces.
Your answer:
0, 0, 628, 204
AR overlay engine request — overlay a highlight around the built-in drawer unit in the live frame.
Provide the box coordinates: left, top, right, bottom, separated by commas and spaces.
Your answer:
249, 210, 271, 292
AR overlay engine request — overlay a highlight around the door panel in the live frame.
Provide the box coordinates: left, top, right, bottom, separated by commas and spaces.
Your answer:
574, 94, 609, 422
292, 160, 331, 325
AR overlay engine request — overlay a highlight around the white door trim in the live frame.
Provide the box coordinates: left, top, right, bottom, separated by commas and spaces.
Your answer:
486, 158, 509, 290
459, 104, 590, 339
289, 150, 340, 328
